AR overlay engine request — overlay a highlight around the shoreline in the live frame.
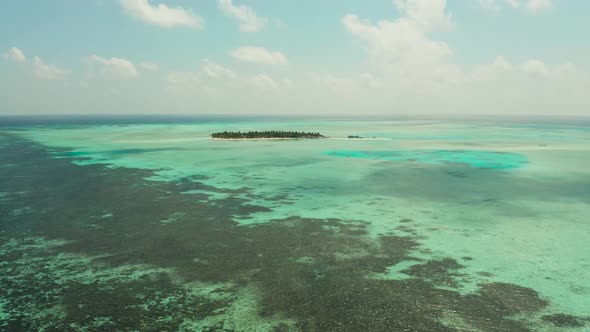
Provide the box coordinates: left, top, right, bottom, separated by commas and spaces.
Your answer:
327, 137, 389, 141
209, 137, 326, 141
209, 137, 389, 141
209, 137, 329, 141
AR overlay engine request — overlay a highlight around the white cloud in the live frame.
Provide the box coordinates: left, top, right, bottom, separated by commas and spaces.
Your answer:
218, 0, 266, 32
2, 47, 26, 63
478, 0, 501, 11
342, 0, 568, 94
526, 0, 552, 13
478, 0, 552, 13
32, 56, 71, 80
472, 56, 513, 80
522, 59, 549, 76
394, 0, 453, 30
249, 74, 279, 89
140, 61, 159, 72
167, 68, 285, 95
3, 48, 71, 80
342, 1, 459, 87
505, 0, 519, 8
120, 0, 203, 29
89, 55, 140, 79
166, 63, 285, 94
360, 73, 381, 88
202, 59, 236, 79
231, 47, 288, 65
521, 59, 573, 78
491, 56, 513, 70
167, 71, 199, 85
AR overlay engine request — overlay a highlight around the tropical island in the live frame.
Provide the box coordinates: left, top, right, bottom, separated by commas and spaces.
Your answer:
211, 130, 326, 139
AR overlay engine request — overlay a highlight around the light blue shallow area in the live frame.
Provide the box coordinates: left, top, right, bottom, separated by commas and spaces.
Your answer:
324, 150, 528, 169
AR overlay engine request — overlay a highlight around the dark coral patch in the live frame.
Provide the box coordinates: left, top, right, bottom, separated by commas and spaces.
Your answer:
0, 133, 576, 332
402, 258, 466, 288
541, 313, 586, 328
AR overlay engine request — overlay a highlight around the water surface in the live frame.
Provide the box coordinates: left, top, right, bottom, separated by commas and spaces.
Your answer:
1, 119, 589, 331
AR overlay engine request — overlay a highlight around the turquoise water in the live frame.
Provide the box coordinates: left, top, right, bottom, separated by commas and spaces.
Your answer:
2, 119, 590, 331
324, 149, 528, 169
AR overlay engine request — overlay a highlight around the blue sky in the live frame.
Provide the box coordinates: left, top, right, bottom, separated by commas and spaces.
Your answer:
1, 0, 589, 115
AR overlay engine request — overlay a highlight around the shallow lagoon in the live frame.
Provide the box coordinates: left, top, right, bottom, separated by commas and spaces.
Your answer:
324, 149, 528, 169
1, 119, 590, 331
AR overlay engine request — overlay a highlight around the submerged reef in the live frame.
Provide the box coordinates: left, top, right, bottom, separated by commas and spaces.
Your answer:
541, 313, 588, 328
0, 133, 587, 331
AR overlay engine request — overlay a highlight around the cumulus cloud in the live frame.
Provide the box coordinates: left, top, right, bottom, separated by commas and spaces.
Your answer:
32, 56, 71, 80
394, 0, 453, 30
3, 47, 70, 79
120, 0, 203, 29
2, 47, 26, 63
470, 57, 573, 80
360, 73, 381, 88
249, 74, 279, 89
478, 0, 552, 13
526, 0, 552, 13
478, 0, 501, 11
231, 47, 287, 65
89, 55, 140, 78
521, 59, 573, 78
340, 0, 567, 93
472, 56, 513, 80
202, 59, 236, 79
218, 0, 266, 32
505, 0, 519, 8
165, 59, 288, 93
140, 61, 159, 72
167, 71, 199, 85
342, 0, 459, 87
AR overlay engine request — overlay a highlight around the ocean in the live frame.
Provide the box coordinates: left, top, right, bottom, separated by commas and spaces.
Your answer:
1, 116, 589, 331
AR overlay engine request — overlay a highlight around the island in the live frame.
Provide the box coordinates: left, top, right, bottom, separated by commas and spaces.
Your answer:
211, 131, 325, 139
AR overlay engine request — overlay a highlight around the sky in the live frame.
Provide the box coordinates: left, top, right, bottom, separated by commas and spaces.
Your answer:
1, 0, 589, 116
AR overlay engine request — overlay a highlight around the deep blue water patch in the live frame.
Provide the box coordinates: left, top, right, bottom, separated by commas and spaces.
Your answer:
324, 150, 528, 169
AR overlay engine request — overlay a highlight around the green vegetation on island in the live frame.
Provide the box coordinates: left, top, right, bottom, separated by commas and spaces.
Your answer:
211, 130, 325, 139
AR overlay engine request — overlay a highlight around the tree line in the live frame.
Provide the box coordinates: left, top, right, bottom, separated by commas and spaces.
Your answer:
211, 130, 325, 139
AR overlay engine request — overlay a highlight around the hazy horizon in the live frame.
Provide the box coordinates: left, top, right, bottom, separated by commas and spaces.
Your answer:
3, 113, 590, 127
